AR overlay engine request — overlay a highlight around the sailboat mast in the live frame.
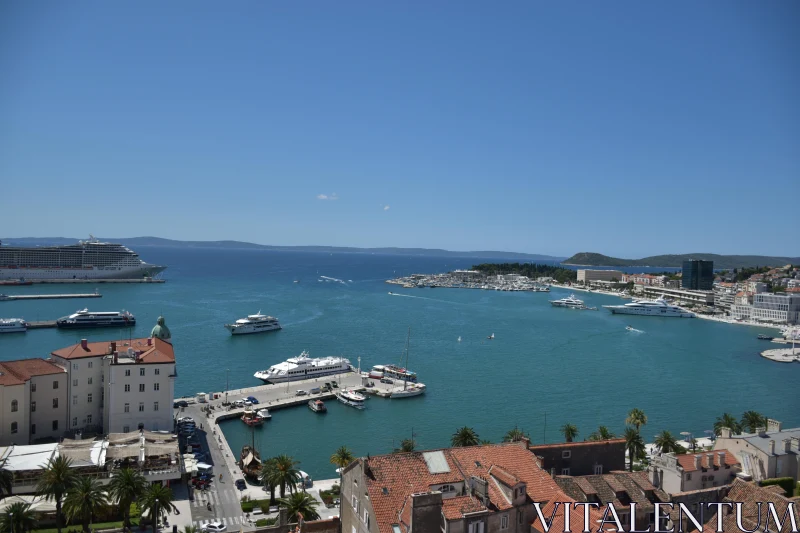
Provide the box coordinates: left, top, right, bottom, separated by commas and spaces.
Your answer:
403, 327, 410, 391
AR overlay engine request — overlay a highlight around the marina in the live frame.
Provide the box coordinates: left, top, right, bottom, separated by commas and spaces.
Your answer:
0, 290, 102, 301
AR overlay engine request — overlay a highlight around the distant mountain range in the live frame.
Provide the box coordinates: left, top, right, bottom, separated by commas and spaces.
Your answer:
0, 236, 565, 262
563, 252, 800, 270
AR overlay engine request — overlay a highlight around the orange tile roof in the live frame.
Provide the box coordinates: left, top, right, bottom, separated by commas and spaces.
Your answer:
0, 359, 66, 386
675, 449, 739, 472
51, 337, 174, 364
488, 465, 520, 487
712, 478, 800, 533
530, 489, 609, 533
441, 496, 487, 520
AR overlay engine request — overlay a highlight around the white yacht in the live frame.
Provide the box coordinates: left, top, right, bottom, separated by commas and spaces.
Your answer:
336, 389, 366, 409
549, 294, 585, 308
225, 312, 281, 335
256, 408, 272, 420
56, 309, 135, 329
253, 351, 352, 383
603, 298, 695, 317
390, 383, 426, 398
0, 318, 27, 333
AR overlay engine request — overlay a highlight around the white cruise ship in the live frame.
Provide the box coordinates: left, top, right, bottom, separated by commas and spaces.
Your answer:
549, 294, 585, 308
603, 298, 695, 318
253, 351, 352, 383
0, 236, 166, 280
225, 312, 281, 335
56, 309, 136, 328
0, 318, 27, 333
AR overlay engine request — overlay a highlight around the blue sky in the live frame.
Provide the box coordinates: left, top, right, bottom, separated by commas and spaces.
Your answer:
1, 1, 798, 258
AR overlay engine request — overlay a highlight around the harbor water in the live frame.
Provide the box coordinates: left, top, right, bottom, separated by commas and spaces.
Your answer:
1, 246, 798, 479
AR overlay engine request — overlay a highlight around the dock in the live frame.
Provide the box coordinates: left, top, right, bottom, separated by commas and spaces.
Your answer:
26, 321, 58, 329
1, 292, 102, 301
760, 347, 800, 363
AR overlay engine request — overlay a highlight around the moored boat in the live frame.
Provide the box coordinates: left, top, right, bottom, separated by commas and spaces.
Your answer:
254, 351, 352, 383
0, 318, 27, 333
256, 408, 272, 420
241, 408, 264, 426
56, 309, 135, 328
240, 444, 262, 480
336, 389, 366, 409
603, 298, 695, 317
549, 294, 585, 308
308, 399, 327, 413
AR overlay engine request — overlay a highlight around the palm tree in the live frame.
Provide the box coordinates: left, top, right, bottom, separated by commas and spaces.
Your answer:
740, 411, 766, 434
35, 456, 78, 533
625, 409, 648, 433
0, 460, 13, 499
623, 427, 645, 472
63, 477, 108, 533
560, 424, 578, 443
714, 413, 742, 436
108, 467, 147, 528
277, 492, 320, 522
260, 458, 279, 506
140, 483, 177, 533
654, 430, 681, 454
394, 439, 416, 453
0, 502, 37, 533
451, 427, 479, 447
502, 426, 529, 443
588, 426, 615, 441
329, 446, 355, 518
273, 455, 301, 498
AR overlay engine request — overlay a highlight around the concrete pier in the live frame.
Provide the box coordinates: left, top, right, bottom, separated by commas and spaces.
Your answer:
760, 347, 800, 363
26, 321, 58, 329
1, 292, 102, 301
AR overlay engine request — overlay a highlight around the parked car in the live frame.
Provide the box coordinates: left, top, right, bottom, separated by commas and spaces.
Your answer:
380, 378, 394, 384
235, 479, 246, 490
202, 521, 226, 532
233, 400, 245, 408
243, 400, 253, 407
177, 416, 194, 423
173, 400, 189, 408
295, 390, 307, 396
198, 472, 214, 481
310, 387, 321, 394
246, 396, 259, 404
330, 382, 339, 388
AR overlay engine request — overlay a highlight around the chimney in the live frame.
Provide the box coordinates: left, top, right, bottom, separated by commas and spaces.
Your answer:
792, 437, 800, 451
694, 455, 701, 470
720, 427, 732, 439
768, 440, 775, 455
767, 419, 782, 433
783, 439, 791, 453
471, 476, 489, 503
550, 468, 556, 478
706, 453, 714, 468
110, 341, 116, 353
410, 492, 443, 533
81, 339, 88, 350
147, 337, 152, 346
717, 452, 725, 466
757, 427, 767, 437
113, 352, 118, 364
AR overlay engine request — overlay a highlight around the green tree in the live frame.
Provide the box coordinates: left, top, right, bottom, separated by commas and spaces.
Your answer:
714, 413, 742, 436
0, 502, 37, 533
451, 427, 479, 447
273, 455, 301, 498
329, 446, 355, 517
624, 427, 645, 472
108, 467, 147, 529
588, 426, 615, 441
394, 439, 416, 453
277, 492, 320, 522
625, 409, 648, 433
35, 456, 78, 533
560, 424, 578, 443
259, 458, 279, 506
0, 460, 13, 499
140, 483, 177, 533
63, 477, 108, 533
654, 431, 682, 454
740, 411, 766, 434
502, 426, 529, 443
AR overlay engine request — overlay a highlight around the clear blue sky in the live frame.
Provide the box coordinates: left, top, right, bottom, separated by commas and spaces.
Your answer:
1, 1, 798, 258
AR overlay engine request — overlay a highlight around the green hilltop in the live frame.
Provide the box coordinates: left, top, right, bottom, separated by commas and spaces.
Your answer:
563, 252, 800, 270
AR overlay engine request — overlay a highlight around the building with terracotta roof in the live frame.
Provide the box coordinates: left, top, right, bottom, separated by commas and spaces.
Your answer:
714, 420, 800, 483
528, 438, 626, 477
342, 441, 588, 533
0, 359, 67, 446
649, 449, 741, 494
706, 478, 800, 533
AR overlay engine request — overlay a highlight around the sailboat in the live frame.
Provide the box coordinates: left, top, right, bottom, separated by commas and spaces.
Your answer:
487, 333, 495, 340
390, 327, 426, 399
239, 422, 262, 480
457, 336, 461, 342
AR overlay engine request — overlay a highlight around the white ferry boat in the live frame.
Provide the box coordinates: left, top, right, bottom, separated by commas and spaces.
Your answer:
0, 236, 166, 280
0, 318, 27, 333
549, 294, 585, 308
253, 351, 352, 383
603, 298, 695, 317
336, 389, 366, 409
225, 312, 281, 335
56, 309, 136, 329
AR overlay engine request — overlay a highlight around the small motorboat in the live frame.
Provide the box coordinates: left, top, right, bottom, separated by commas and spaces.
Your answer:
626, 325, 633, 331
308, 399, 327, 413
757, 334, 774, 340
256, 408, 271, 420
487, 333, 494, 340
457, 336, 461, 342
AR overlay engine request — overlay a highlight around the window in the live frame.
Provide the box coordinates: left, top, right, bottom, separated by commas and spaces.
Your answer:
52, 420, 58, 431
53, 398, 58, 408
124, 384, 130, 392
139, 384, 145, 392
139, 402, 144, 412
124, 403, 130, 413
123, 425, 129, 432
439, 484, 456, 493
500, 514, 509, 530
594, 464, 603, 475
88, 361, 93, 368
10, 422, 18, 434
72, 417, 78, 427
154, 402, 159, 411
154, 383, 160, 391
73, 363, 78, 370
125, 369, 131, 377
468, 522, 485, 533
101, 374, 104, 382
31, 401, 36, 412
73, 379, 78, 387
73, 395, 78, 405
518, 511, 524, 524
88, 377, 93, 385
53, 380, 58, 389
87, 414, 92, 424
561, 468, 570, 475
87, 393, 92, 403
140, 368, 145, 376
155, 368, 160, 375
31, 383, 36, 392
352, 495, 358, 511
31, 424, 36, 435
562, 450, 571, 459
686, 473, 692, 480
363, 510, 369, 527
11, 400, 18, 412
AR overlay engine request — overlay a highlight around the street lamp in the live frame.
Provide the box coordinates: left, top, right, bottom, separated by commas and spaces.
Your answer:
225, 369, 229, 406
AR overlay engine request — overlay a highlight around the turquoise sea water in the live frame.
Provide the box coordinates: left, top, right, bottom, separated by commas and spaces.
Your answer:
1, 247, 797, 479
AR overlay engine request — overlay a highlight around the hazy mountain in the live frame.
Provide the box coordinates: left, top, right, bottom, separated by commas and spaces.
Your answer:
563, 252, 800, 270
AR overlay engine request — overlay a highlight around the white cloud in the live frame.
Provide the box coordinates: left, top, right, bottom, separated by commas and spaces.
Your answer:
317, 193, 339, 201
383, 205, 390, 211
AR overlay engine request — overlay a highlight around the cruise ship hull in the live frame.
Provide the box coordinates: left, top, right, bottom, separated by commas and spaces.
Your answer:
603, 306, 694, 318
226, 323, 282, 335
0, 265, 166, 281
253, 367, 351, 384
57, 319, 137, 328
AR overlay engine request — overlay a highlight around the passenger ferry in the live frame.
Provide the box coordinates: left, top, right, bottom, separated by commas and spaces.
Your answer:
225, 312, 282, 335
253, 351, 352, 383
371, 364, 417, 383
603, 298, 695, 317
56, 309, 136, 329
0, 236, 165, 280
0, 318, 27, 333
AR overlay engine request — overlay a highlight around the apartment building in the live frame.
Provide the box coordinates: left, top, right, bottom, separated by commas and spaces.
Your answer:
714, 420, 800, 482
649, 450, 740, 494
750, 292, 800, 324
527, 439, 626, 476
0, 359, 68, 445
577, 270, 623, 284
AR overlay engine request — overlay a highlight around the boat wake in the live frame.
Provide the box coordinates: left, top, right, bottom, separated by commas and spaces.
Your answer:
626, 326, 644, 333
282, 309, 324, 327
319, 276, 347, 284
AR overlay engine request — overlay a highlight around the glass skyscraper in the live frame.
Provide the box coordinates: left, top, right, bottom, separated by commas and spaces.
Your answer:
682, 260, 714, 290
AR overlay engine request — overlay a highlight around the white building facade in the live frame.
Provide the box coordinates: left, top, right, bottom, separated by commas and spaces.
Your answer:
0, 360, 68, 446
750, 293, 800, 324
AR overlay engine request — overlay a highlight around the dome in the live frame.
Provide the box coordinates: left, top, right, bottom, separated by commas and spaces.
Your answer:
150, 315, 171, 341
